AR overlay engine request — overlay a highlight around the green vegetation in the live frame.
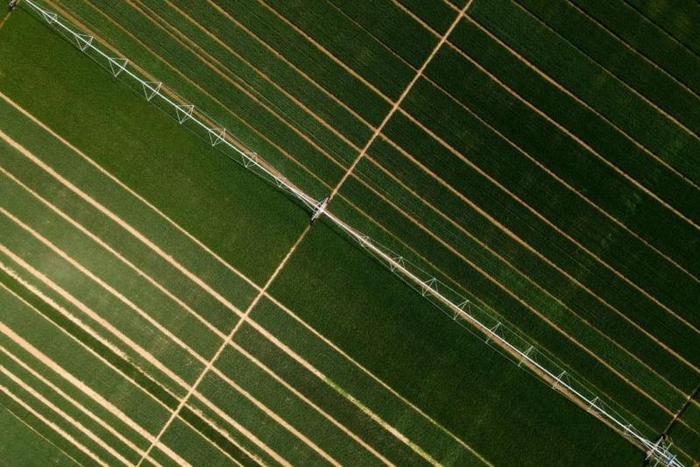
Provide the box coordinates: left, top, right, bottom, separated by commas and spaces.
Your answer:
1, 0, 697, 465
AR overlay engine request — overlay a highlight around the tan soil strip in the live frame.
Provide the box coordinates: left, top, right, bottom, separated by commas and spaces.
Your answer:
255, 0, 396, 106
123, 0, 350, 173
187, 0, 698, 300
0, 167, 226, 340
0, 207, 213, 369
0, 89, 480, 461
330, 166, 679, 418
2, 363, 130, 465
327, 0, 474, 201
361, 153, 691, 398
3, 406, 84, 467
137, 226, 327, 467
335, 0, 700, 284
230, 342, 395, 466
396, 105, 700, 336
0, 280, 257, 467
0, 43, 680, 458
146, 0, 363, 157
0, 246, 290, 465
86, 0, 693, 378
61, 0, 334, 198
0, 242, 189, 390
374, 130, 700, 371
510, 1, 700, 142
110, 0, 700, 318
0, 146, 395, 465
0, 177, 337, 464
463, 16, 700, 227
1, 385, 108, 466
566, 0, 700, 101
1, 344, 154, 462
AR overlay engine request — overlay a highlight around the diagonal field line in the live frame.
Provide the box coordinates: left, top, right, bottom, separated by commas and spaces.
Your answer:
137, 225, 316, 467
326, 0, 475, 202
0, 279, 254, 466
0, 168, 396, 465
0, 120, 452, 462
1, 385, 108, 466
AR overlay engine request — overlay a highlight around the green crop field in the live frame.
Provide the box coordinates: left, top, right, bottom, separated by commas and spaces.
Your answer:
0, 0, 698, 465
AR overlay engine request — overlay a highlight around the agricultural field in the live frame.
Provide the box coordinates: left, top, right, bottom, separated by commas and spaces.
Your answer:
0, 0, 698, 465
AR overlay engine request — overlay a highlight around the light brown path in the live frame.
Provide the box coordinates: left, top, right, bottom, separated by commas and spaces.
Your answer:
0, 280, 256, 466
0, 87, 487, 462
1, 385, 108, 466
327, 0, 474, 202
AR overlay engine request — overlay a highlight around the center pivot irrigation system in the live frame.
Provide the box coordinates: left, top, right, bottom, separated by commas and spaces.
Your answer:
20, 1, 685, 464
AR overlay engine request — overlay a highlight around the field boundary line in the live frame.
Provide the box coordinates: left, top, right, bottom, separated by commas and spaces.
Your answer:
370, 132, 700, 372
2, 364, 128, 465
1, 385, 107, 466
137, 225, 327, 467
327, 0, 473, 202
256, 0, 396, 106
230, 342, 395, 466
124, 0, 352, 173
2, 406, 85, 467
1, 344, 152, 462
0, 175, 341, 464
1, 164, 395, 465
0, 166, 227, 340
509, 1, 700, 143
395, 107, 700, 336
0, 280, 254, 467
64, 0, 338, 197
1, 246, 286, 465
0, 207, 216, 370
327, 0, 700, 284
13, 5, 688, 462
0, 84, 486, 460
620, 0, 700, 60
466, 9, 700, 194
360, 153, 693, 399
73, 0, 700, 361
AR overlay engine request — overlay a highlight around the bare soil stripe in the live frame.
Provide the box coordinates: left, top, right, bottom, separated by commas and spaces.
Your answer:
0, 91, 479, 459
0, 201, 338, 465
79, 0, 696, 378
360, 154, 692, 398
327, 0, 473, 202
1, 247, 287, 465
377, 129, 700, 371
465, 14, 700, 212
0, 167, 226, 340
0, 207, 212, 369
620, 0, 700, 60
230, 342, 395, 466
396, 107, 700, 336
138, 227, 325, 467
1, 344, 153, 462
1, 385, 108, 466
0, 280, 254, 466
328, 0, 700, 284
0, 242, 189, 391
2, 365, 130, 465
1, 147, 395, 465
62, 0, 335, 199
255, 0, 396, 106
